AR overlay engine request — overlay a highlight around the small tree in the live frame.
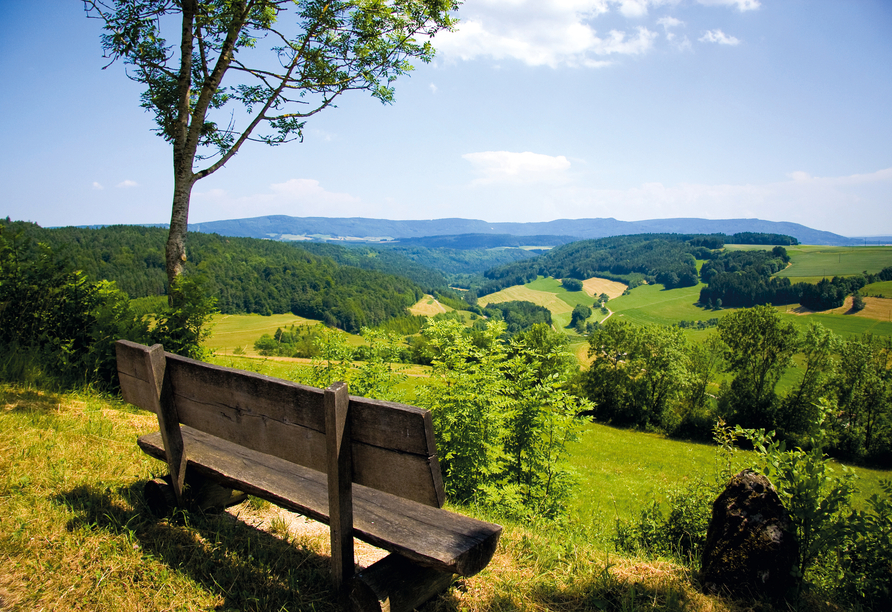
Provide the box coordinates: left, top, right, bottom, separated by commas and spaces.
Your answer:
562, 278, 583, 291
852, 290, 866, 312
85, 0, 457, 291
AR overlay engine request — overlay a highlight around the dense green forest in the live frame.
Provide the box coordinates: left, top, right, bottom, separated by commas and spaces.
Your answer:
2, 220, 425, 333
700, 247, 892, 309
478, 234, 715, 296
290, 242, 450, 290
477, 232, 798, 297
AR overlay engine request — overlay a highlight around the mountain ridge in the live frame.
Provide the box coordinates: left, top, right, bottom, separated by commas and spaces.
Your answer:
188, 215, 864, 246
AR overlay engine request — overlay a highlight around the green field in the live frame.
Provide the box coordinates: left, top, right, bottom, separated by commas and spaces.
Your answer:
775, 245, 892, 279
864, 280, 892, 296
779, 310, 892, 337
206, 313, 321, 354
608, 282, 717, 327
569, 420, 890, 523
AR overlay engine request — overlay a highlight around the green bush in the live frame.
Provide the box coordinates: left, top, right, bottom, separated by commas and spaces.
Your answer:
839, 479, 892, 610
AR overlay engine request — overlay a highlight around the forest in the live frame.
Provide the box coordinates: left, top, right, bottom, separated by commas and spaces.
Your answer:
1, 220, 425, 333
477, 232, 796, 297
700, 247, 892, 309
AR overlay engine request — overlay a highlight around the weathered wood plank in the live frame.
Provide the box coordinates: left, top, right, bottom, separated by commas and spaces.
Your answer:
350, 553, 455, 612
326, 382, 353, 596
117, 341, 445, 507
137, 428, 502, 576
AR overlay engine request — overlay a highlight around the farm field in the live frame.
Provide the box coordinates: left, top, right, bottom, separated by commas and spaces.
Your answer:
773, 245, 892, 279
608, 282, 716, 327
408, 294, 452, 316
780, 308, 892, 337
205, 313, 321, 355
569, 420, 890, 523
864, 280, 892, 296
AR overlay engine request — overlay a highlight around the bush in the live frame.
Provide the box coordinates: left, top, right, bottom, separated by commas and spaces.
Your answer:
561, 278, 583, 291
839, 479, 892, 610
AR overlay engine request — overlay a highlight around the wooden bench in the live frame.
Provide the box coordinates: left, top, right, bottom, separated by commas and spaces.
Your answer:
115, 340, 502, 612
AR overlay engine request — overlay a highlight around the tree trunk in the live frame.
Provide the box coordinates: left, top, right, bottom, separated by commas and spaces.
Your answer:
165, 170, 195, 296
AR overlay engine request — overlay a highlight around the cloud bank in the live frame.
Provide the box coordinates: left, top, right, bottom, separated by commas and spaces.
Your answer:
434, 0, 751, 67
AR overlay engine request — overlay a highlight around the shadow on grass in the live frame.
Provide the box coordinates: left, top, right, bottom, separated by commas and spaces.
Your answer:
426, 564, 701, 612
56, 482, 337, 612
0, 385, 64, 414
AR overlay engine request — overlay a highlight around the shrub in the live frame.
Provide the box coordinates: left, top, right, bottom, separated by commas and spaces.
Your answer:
561, 278, 583, 291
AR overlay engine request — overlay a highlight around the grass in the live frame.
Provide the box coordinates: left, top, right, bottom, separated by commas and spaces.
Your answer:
206, 312, 322, 355
864, 280, 892, 296
778, 308, 892, 337
568, 421, 889, 526
1, 383, 887, 611
773, 245, 892, 279
0, 383, 748, 612
608, 283, 717, 327
410, 294, 453, 316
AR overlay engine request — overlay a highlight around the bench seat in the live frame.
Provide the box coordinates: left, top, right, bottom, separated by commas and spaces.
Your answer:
138, 426, 501, 577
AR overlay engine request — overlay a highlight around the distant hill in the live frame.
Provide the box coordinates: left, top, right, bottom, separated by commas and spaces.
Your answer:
189, 215, 856, 246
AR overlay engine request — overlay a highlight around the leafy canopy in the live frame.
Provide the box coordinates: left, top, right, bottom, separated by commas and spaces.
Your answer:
85, 0, 458, 169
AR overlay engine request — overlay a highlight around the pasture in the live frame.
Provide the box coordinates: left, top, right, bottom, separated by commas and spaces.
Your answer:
774, 245, 892, 279
607, 282, 715, 327
864, 280, 892, 296
569, 420, 890, 523
205, 313, 321, 355
408, 294, 452, 316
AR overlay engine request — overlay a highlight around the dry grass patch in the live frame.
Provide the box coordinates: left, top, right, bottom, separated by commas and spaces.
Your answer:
479, 286, 574, 314
582, 277, 627, 300
410, 294, 451, 316
784, 296, 892, 321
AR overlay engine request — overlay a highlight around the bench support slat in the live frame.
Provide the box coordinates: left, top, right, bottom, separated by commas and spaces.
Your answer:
142, 343, 187, 506
325, 381, 354, 596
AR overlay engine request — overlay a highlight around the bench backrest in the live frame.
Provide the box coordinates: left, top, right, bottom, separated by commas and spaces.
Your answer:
116, 340, 445, 508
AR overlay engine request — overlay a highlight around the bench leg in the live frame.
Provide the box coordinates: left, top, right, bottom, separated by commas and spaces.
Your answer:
349, 554, 455, 612
144, 472, 247, 517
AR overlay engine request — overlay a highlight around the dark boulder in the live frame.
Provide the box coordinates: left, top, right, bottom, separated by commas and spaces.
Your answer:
701, 470, 798, 600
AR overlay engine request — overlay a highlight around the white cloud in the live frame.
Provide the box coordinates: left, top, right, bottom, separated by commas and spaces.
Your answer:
463, 151, 572, 185
657, 16, 684, 30
191, 178, 360, 221
429, 83, 438, 94
697, 0, 760, 11
268, 179, 360, 205
431, 0, 757, 66
92, 182, 104, 190
116, 179, 139, 188
517, 167, 892, 236
699, 29, 741, 45
434, 1, 660, 68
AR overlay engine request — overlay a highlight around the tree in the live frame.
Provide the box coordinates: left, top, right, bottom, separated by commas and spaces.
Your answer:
85, 0, 457, 291
570, 303, 592, 328
717, 305, 799, 429
777, 322, 837, 442
830, 334, 892, 459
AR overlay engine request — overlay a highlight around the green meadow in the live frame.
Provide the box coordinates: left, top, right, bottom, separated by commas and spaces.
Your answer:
569, 420, 890, 524
779, 310, 892, 337
864, 280, 892, 295
775, 245, 892, 279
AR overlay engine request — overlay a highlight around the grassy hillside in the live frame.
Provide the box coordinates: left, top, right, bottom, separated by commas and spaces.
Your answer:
205, 313, 322, 355
2, 384, 888, 611
774, 245, 892, 279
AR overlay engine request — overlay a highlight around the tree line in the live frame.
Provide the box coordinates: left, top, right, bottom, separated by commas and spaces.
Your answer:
475, 232, 796, 298
2, 220, 425, 333
700, 246, 892, 310
579, 305, 892, 465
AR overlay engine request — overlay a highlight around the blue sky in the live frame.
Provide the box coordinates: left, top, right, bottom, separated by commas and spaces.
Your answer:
1, 0, 891, 236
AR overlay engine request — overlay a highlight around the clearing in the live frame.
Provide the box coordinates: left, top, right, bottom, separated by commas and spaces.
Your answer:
581, 277, 627, 300
409, 295, 451, 316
